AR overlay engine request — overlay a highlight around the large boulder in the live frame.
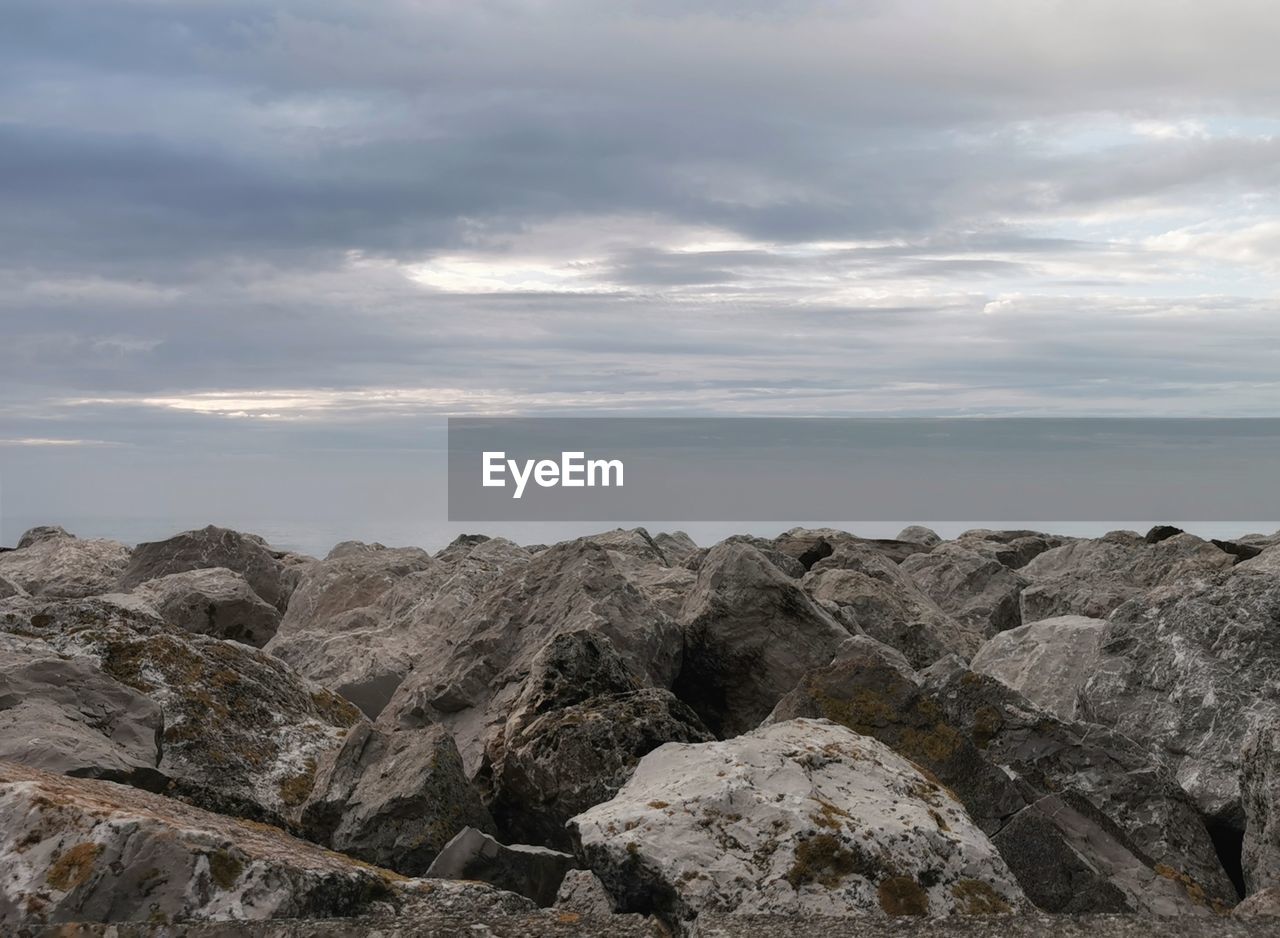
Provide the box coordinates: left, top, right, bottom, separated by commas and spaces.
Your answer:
0, 762, 404, 925
1019, 531, 1234, 622
773, 527, 932, 569
1243, 720, 1280, 895
896, 525, 942, 547
1, 596, 363, 826
301, 722, 494, 875
1236, 885, 1280, 919
672, 542, 852, 737
1080, 565, 1280, 827
968, 615, 1107, 721
16, 524, 73, 549
954, 529, 1066, 570
425, 827, 575, 907
653, 531, 699, 566
122, 567, 281, 647
569, 718, 1026, 924
484, 632, 712, 849
0, 633, 164, 790
117, 525, 299, 612
901, 541, 1029, 638
0, 534, 131, 599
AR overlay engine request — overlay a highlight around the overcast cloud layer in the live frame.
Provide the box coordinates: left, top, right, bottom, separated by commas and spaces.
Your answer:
3, 1, 1279, 539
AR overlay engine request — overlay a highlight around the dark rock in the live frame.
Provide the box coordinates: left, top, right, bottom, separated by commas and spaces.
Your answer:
1146, 525, 1185, 544
425, 827, 575, 907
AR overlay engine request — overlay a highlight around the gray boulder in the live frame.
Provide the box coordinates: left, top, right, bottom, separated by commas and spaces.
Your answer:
774, 527, 932, 568
0, 574, 22, 599
0, 534, 131, 599
896, 525, 942, 547
16, 524, 73, 549
968, 615, 1106, 721
653, 531, 699, 566
901, 540, 1029, 638
124, 567, 281, 646
1236, 885, 1280, 919
1243, 720, 1280, 895
955, 529, 1066, 569
425, 827, 575, 907
555, 869, 616, 915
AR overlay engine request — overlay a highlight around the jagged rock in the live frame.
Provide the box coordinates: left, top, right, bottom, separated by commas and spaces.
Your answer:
967, 616, 1106, 721
774, 528, 932, 569
1, 597, 363, 826
117, 526, 298, 612
1214, 539, 1265, 563
896, 526, 942, 547
0, 633, 164, 790
1236, 885, 1280, 919
0, 535, 131, 599
16, 525, 73, 550
1019, 532, 1234, 622
0, 762, 406, 925
569, 718, 1025, 922
121, 568, 281, 647
1080, 564, 1280, 827
584, 528, 670, 564
1238, 546, 1280, 575
901, 541, 1029, 638
301, 722, 494, 875
926, 666, 1237, 910
1146, 525, 1185, 544
555, 869, 616, 915
955, 530, 1065, 569
1243, 721, 1280, 895
383, 540, 683, 775
708, 535, 806, 578
425, 827, 575, 907
672, 542, 852, 737
485, 632, 712, 849
803, 545, 982, 668
654, 531, 699, 566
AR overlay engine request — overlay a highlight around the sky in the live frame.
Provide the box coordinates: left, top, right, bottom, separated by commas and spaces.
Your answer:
2, 1, 1279, 549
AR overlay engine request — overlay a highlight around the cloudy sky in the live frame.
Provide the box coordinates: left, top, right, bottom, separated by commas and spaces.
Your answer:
3, 1, 1279, 545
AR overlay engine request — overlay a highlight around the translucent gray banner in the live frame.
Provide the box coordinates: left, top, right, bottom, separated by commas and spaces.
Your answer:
447, 418, 1280, 522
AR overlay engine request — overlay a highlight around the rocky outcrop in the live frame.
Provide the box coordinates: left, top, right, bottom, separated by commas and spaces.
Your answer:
120, 568, 281, 647
16, 525, 73, 549
968, 616, 1106, 721
569, 718, 1025, 924
425, 827, 575, 906
301, 722, 494, 875
0, 762, 404, 925
901, 541, 1029, 638
1019, 532, 1234, 622
117, 526, 300, 612
1242, 721, 1280, 895
0, 534, 131, 599
672, 542, 852, 737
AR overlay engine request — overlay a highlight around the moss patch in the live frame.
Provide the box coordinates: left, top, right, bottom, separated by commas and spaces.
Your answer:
46, 842, 102, 891
878, 876, 929, 915
208, 849, 245, 890
950, 878, 1012, 915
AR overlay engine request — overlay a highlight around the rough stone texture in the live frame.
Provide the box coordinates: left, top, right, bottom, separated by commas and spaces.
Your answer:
556, 870, 616, 915
122, 568, 281, 647
954, 530, 1067, 570
896, 526, 942, 547
0, 761, 405, 925
301, 722, 494, 876
1019, 532, 1234, 622
928, 666, 1237, 909
1242, 720, 1280, 894
0, 633, 165, 790
968, 616, 1106, 721
1235, 886, 1280, 919
118, 526, 298, 612
0, 597, 362, 826
654, 531, 700, 566
1080, 565, 1280, 826
485, 632, 713, 849
16, 525, 73, 550
0, 574, 22, 599
803, 545, 982, 668
384, 539, 683, 776
425, 827, 575, 907
901, 541, 1029, 638
1237, 546, 1280, 575
0, 535, 132, 600
672, 542, 853, 737
583, 528, 670, 564
774, 528, 933, 569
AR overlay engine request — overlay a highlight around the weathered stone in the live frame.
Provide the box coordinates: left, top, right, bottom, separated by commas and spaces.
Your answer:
301, 722, 494, 875
1236, 885, 1280, 919
16, 525, 73, 550
1214, 540, 1265, 563
584, 527, 670, 565
555, 869, 616, 916
653, 531, 699, 566
0, 535, 131, 599
1146, 525, 1185, 544
968, 616, 1106, 722
425, 827, 575, 907
901, 541, 1029, 638
118, 526, 297, 612
1242, 720, 1280, 895
569, 718, 1026, 923
774, 528, 932, 569
0, 762, 404, 925
673, 542, 852, 737
0, 575, 23, 599
1238, 546, 1280, 575
896, 526, 942, 547
123, 568, 281, 647
955, 530, 1066, 569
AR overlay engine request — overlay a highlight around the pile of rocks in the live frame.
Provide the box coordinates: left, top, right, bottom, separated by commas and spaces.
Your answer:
2, 521, 1279, 935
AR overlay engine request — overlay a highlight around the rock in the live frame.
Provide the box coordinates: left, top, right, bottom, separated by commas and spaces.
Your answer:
1019, 532, 1233, 622
609, 552, 697, 618
896, 526, 942, 547
1242, 721, 1280, 894
901, 541, 1029, 638
1214, 539, 1265, 563
955, 530, 1065, 569
1238, 546, 1280, 575
803, 545, 982, 668
584, 527, 670, 565
1236, 885, 1280, 919
967, 616, 1106, 721
709, 535, 806, 578
16, 525, 73, 549
123, 568, 281, 647
1, 597, 363, 826
301, 722, 494, 875
773, 528, 932, 569
654, 531, 699, 566
1146, 525, 1185, 544
0, 535, 132, 599
0, 575, 22, 599
569, 718, 1025, 923
425, 827, 575, 907
383, 540, 683, 775
0, 633, 165, 790
117, 525, 297, 612
926, 666, 1237, 910
485, 632, 713, 849
672, 542, 853, 737
555, 869, 616, 915
0, 761, 406, 925
1080, 564, 1280, 827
